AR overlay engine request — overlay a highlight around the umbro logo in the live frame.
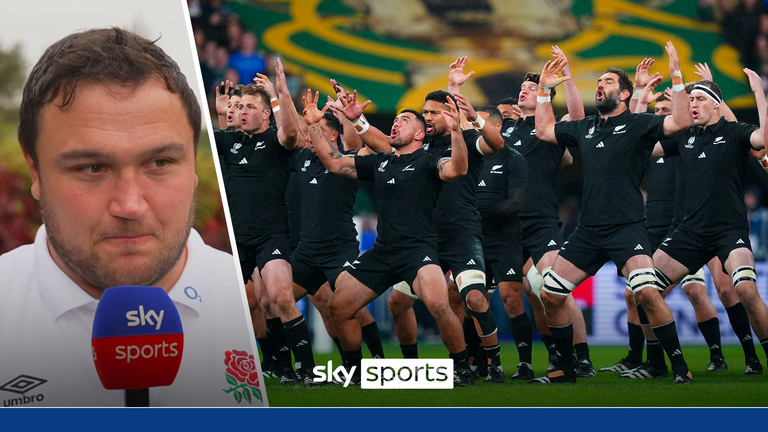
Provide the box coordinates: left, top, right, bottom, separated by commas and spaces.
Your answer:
0, 374, 48, 406
737, 239, 745, 244
387, 178, 396, 184
656, 158, 664, 164
423, 256, 432, 262
613, 124, 626, 134
506, 268, 516, 275
467, 259, 476, 265
634, 244, 643, 250
547, 240, 557, 246
309, 178, 317, 184
513, 140, 521, 146
402, 164, 415, 171
478, 180, 486, 187
272, 249, 281, 255
698, 152, 706, 158
239, 158, 248, 164
713, 136, 726, 145
596, 141, 604, 148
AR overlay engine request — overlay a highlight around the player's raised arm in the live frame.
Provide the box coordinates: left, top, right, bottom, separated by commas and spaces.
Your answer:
274, 58, 299, 150
632, 75, 664, 114
330, 89, 393, 154
437, 96, 468, 182
253, 72, 280, 125
662, 41, 693, 136
630, 58, 659, 114
302, 90, 359, 179
694, 62, 737, 122
453, 92, 504, 154
328, 79, 363, 152
551, 45, 585, 121
534, 55, 570, 144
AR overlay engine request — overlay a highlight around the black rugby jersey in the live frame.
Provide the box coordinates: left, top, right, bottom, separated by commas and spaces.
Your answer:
503, 116, 566, 219
286, 172, 301, 249
424, 129, 485, 236
355, 148, 443, 251
660, 117, 757, 233
215, 128, 293, 239
554, 110, 667, 226
475, 145, 529, 238
292, 148, 359, 247
645, 155, 679, 229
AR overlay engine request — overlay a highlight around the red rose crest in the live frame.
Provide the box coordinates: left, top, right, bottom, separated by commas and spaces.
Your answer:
222, 350, 263, 405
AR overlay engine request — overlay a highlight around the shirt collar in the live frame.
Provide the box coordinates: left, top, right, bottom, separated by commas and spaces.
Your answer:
35, 225, 205, 321
696, 116, 727, 136
600, 109, 630, 128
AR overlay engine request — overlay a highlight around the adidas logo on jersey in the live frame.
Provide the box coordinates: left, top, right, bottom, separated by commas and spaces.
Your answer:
506, 268, 516, 275
698, 152, 706, 158
387, 178, 396, 184
478, 180, 487, 187
309, 178, 317, 184
613, 124, 626, 134
634, 244, 643, 250
671, 349, 682, 356
296, 340, 309, 347
467, 259, 476, 265
513, 140, 521, 146
713, 136, 726, 145
423, 256, 431, 262
547, 240, 557, 246
272, 249, 281, 255
737, 239, 745, 244
742, 334, 753, 342
596, 141, 604, 148
239, 158, 248, 164
656, 158, 665, 164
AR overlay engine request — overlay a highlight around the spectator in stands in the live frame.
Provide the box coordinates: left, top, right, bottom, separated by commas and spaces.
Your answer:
228, 32, 267, 84
746, 187, 768, 260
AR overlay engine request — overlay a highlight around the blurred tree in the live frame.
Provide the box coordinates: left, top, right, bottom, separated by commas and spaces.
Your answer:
0, 42, 25, 122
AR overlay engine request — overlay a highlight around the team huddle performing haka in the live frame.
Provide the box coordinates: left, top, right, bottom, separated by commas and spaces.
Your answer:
213, 39, 768, 386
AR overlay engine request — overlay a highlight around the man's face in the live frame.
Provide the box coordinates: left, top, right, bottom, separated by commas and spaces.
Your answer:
595, 72, 624, 114
239, 94, 269, 134
654, 100, 672, 116
689, 91, 718, 126
497, 103, 517, 119
478, 111, 502, 131
317, 118, 339, 151
26, 80, 197, 292
227, 95, 242, 130
422, 100, 449, 139
389, 112, 424, 149
517, 81, 538, 111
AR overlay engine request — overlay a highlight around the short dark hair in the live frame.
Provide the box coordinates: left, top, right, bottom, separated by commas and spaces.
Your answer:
523, 72, 556, 100
424, 90, 457, 107
399, 108, 426, 133
655, 92, 670, 103
231, 84, 244, 97
322, 110, 341, 134
476, 105, 503, 125
240, 84, 271, 110
603, 67, 633, 107
19, 27, 201, 165
691, 80, 723, 101
497, 97, 517, 106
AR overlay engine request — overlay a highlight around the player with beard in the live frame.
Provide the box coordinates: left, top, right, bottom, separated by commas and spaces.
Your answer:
304, 89, 475, 385
532, 42, 694, 384
501, 46, 596, 380
651, 72, 768, 374
214, 59, 319, 386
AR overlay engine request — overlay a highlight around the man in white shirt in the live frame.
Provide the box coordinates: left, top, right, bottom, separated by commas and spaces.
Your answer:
0, 28, 264, 407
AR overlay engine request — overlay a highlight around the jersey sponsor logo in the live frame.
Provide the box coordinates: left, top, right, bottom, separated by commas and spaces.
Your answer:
272, 249, 281, 255
467, 259, 476, 265
713, 136, 726, 145
547, 239, 557, 246
423, 256, 432, 262
506, 268, 516, 275
656, 158, 665, 164
230, 143, 243, 154
634, 244, 643, 251
309, 178, 318, 184
686, 136, 695, 148
1, 375, 48, 407
378, 160, 389, 172
478, 180, 486, 187
596, 141, 605, 148
254, 141, 266, 150
387, 178, 396, 184
402, 164, 415, 171
301, 159, 311, 171
613, 124, 627, 134
490, 164, 504, 174
585, 126, 595, 138
513, 140, 521, 146
698, 152, 706, 159
239, 158, 248, 164
737, 239, 745, 244
529, 128, 536, 136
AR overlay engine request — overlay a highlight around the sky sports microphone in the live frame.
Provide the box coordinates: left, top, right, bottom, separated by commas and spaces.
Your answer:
92, 286, 184, 407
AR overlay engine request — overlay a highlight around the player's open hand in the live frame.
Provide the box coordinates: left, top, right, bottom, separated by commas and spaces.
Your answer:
335, 90, 371, 122
665, 41, 681, 75
634, 58, 659, 89
449, 56, 475, 88
452, 92, 478, 122
215, 80, 233, 115
253, 73, 276, 99
442, 96, 461, 131
301, 89, 329, 124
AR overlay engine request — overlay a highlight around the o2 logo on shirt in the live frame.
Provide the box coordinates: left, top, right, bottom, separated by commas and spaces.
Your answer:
230, 143, 242, 154
301, 160, 311, 172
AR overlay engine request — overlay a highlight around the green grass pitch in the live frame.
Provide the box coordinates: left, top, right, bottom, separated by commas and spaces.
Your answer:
263, 342, 768, 407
